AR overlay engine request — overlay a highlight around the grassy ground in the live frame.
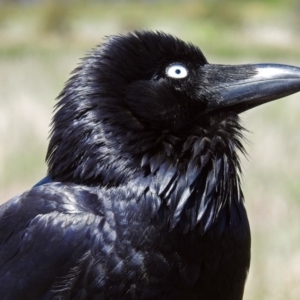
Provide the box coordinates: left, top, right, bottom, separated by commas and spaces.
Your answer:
1, 1, 300, 299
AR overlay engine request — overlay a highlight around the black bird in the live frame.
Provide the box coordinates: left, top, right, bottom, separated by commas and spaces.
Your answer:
1, 31, 300, 300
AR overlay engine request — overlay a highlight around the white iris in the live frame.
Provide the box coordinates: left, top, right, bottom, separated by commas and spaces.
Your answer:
166, 64, 188, 79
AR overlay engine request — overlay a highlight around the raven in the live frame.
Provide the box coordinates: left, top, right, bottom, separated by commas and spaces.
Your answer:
1, 31, 300, 300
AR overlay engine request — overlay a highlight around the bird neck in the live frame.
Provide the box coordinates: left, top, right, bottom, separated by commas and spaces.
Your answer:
47, 107, 245, 233
136, 129, 245, 234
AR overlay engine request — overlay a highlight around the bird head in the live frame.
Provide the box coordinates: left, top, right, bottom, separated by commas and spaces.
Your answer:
47, 31, 300, 189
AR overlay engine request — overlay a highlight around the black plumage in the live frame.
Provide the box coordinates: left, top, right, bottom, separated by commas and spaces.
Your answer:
1, 31, 300, 300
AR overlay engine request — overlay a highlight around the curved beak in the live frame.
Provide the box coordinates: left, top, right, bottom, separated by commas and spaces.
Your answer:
205, 63, 300, 113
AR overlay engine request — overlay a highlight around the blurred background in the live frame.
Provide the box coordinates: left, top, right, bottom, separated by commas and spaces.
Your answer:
0, 0, 300, 299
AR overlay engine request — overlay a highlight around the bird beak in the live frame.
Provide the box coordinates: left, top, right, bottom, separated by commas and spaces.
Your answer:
205, 63, 300, 113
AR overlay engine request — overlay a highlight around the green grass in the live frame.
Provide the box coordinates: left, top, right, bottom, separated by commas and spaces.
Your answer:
0, 1, 300, 59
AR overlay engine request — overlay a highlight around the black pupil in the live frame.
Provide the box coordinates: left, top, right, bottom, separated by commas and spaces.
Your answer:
175, 69, 181, 74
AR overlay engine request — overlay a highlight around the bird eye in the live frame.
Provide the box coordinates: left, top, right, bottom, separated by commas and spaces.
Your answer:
166, 64, 188, 79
